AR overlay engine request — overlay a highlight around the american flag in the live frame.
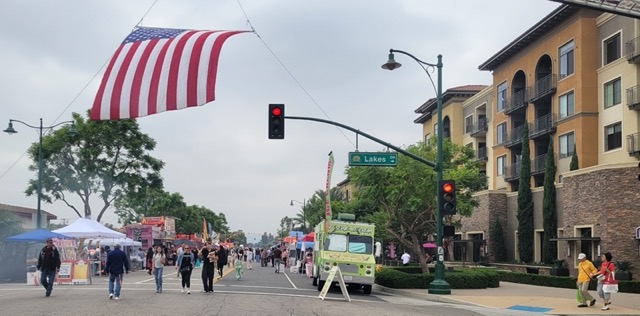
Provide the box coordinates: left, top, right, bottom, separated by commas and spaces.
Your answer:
90, 27, 248, 121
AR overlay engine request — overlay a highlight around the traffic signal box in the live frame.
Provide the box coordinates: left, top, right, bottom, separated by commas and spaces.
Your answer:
268, 104, 285, 139
439, 180, 456, 216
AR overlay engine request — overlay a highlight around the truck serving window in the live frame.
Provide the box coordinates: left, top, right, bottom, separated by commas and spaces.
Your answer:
324, 234, 347, 251
348, 235, 373, 254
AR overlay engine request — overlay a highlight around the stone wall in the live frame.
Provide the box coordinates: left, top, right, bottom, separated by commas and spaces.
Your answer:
461, 191, 507, 262
561, 164, 640, 276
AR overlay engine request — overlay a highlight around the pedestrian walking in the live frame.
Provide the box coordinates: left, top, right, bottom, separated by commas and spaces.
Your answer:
234, 253, 244, 280
401, 250, 410, 266
146, 247, 154, 275
216, 244, 227, 278
595, 252, 616, 310
576, 253, 598, 308
175, 243, 185, 277
105, 244, 130, 300
152, 245, 165, 293
245, 247, 254, 270
273, 247, 282, 273
199, 242, 216, 293
36, 238, 61, 297
177, 246, 194, 294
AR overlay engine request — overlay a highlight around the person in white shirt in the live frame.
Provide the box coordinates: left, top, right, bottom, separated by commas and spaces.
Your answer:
401, 250, 410, 266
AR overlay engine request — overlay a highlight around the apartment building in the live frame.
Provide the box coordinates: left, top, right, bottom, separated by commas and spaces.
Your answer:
415, 4, 640, 273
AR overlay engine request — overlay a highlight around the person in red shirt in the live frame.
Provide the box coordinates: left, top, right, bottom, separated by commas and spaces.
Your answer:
594, 252, 616, 310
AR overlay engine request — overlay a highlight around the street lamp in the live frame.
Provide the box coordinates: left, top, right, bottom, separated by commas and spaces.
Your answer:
289, 199, 306, 233
382, 49, 450, 294
4, 118, 77, 229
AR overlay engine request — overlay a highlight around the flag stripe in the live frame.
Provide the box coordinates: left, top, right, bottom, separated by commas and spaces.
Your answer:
91, 27, 247, 120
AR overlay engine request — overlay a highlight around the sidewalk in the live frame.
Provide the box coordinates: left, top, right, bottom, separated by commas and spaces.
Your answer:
375, 282, 640, 315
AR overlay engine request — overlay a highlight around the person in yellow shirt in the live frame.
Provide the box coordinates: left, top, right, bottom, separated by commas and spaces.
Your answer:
576, 253, 598, 308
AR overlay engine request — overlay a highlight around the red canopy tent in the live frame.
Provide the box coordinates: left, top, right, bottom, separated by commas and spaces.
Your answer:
302, 232, 314, 242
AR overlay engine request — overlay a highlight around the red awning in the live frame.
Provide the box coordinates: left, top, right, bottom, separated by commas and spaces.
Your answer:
302, 232, 315, 242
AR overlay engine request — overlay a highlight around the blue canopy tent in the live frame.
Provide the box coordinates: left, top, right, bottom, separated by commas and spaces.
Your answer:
6, 229, 73, 242
296, 241, 314, 250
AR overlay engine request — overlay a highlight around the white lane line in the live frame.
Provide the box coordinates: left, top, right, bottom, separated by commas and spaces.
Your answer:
283, 272, 298, 289
226, 284, 315, 292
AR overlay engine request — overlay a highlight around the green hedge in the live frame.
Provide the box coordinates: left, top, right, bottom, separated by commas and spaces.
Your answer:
375, 267, 500, 289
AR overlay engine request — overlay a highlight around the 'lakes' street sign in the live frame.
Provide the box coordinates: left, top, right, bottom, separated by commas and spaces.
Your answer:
348, 152, 397, 166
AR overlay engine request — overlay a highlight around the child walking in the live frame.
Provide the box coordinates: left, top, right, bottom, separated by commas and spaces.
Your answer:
234, 253, 243, 280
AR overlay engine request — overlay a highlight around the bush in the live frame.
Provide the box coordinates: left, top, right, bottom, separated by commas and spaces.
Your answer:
375, 267, 500, 289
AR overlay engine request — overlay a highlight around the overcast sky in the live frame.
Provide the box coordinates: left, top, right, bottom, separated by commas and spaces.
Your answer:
0, 0, 561, 239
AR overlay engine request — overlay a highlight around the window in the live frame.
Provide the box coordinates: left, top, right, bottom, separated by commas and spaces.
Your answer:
604, 33, 621, 65
434, 123, 438, 139
559, 91, 574, 119
424, 133, 431, 145
559, 132, 575, 158
497, 82, 507, 112
497, 156, 506, 176
324, 234, 347, 252
497, 122, 507, 144
559, 41, 574, 78
605, 122, 622, 151
348, 235, 373, 254
465, 115, 473, 134
604, 78, 621, 108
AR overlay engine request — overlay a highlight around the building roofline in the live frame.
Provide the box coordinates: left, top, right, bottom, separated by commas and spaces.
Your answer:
413, 85, 488, 124
0, 203, 57, 219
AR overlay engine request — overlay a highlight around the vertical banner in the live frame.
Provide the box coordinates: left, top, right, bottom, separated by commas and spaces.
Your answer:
324, 151, 335, 233
202, 218, 209, 241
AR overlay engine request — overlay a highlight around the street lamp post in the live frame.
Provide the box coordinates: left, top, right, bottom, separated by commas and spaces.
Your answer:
3, 118, 77, 229
289, 199, 306, 233
382, 49, 450, 294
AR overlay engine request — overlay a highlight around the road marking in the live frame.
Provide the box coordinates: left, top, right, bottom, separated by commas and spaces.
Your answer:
283, 272, 298, 289
226, 284, 315, 292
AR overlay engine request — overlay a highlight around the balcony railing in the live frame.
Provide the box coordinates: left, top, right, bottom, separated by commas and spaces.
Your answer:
627, 132, 640, 156
530, 113, 557, 139
504, 163, 521, 182
531, 154, 548, 175
626, 85, 640, 110
470, 117, 488, 137
504, 89, 528, 115
475, 146, 488, 161
626, 36, 640, 63
504, 124, 529, 148
527, 74, 557, 103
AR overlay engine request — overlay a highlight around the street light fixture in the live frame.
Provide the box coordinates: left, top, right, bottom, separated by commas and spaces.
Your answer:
290, 199, 306, 233
4, 118, 77, 229
382, 49, 450, 294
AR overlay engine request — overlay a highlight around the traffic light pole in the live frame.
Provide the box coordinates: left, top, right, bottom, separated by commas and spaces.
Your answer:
284, 116, 436, 169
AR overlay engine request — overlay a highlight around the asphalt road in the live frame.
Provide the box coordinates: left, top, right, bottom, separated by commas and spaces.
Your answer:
0, 263, 538, 316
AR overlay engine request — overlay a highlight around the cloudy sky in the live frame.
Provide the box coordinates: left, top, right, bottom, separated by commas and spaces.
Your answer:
0, 0, 561, 239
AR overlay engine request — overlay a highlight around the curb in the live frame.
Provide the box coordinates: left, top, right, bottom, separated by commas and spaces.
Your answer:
372, 284, 475, 306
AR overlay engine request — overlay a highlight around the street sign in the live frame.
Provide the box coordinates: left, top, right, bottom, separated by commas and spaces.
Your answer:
348, 152, 397, 166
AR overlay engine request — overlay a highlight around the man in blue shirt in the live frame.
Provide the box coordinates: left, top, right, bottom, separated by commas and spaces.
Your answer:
105, 244, 130, 300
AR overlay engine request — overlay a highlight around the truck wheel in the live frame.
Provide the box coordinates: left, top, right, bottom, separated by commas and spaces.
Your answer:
317, 280, 325, 291
363, 284, 372, 295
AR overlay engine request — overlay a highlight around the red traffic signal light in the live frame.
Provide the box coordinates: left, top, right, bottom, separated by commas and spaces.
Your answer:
268, 104, 285, 139
439, 180, 456, 216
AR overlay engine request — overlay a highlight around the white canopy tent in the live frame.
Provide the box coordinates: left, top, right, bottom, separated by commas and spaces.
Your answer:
91, 237, 141, 247
53, 218, 125, 239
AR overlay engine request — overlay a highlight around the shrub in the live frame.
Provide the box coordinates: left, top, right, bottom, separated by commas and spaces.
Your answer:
375, 267, 500, 289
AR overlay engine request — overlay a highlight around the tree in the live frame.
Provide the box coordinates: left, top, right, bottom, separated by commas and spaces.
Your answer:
0, 211, 25, 240
516, 124, 534, 263
542, 140, 557, 264
26, 112, 164, 222
569, 144, 579, 171
489, 218, 507, 262
347, 140, 486, 272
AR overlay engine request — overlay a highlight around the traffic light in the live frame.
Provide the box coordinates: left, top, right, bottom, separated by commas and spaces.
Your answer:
439, 180, 456, 216
268, 104, 285, 139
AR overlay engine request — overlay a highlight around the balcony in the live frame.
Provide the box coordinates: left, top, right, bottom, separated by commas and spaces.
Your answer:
503, 124, 529, 148
627, 132, 640, 156
626, 36, 640, 64
626, 85, 640, 110
530, 113, 556, 139
475, 146, 488, 161
531, 154, 548, 176
504, 163, 521, 182
470, 117, 488, 137
527, 74, 557, 103
504, 90, 528, 115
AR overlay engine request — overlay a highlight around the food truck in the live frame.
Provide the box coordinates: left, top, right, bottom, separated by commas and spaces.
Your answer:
312, 213, 375, 294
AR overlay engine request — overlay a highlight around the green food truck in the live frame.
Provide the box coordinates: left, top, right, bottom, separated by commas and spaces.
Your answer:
312, 213, 375, 294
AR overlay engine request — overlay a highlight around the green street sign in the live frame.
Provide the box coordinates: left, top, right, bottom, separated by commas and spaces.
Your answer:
348, 152, 398, 166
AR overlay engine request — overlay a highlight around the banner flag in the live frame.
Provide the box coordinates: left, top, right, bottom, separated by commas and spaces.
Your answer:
324, 151, 334, 233
202, 218, 209, 241
90, 26, 248, 120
